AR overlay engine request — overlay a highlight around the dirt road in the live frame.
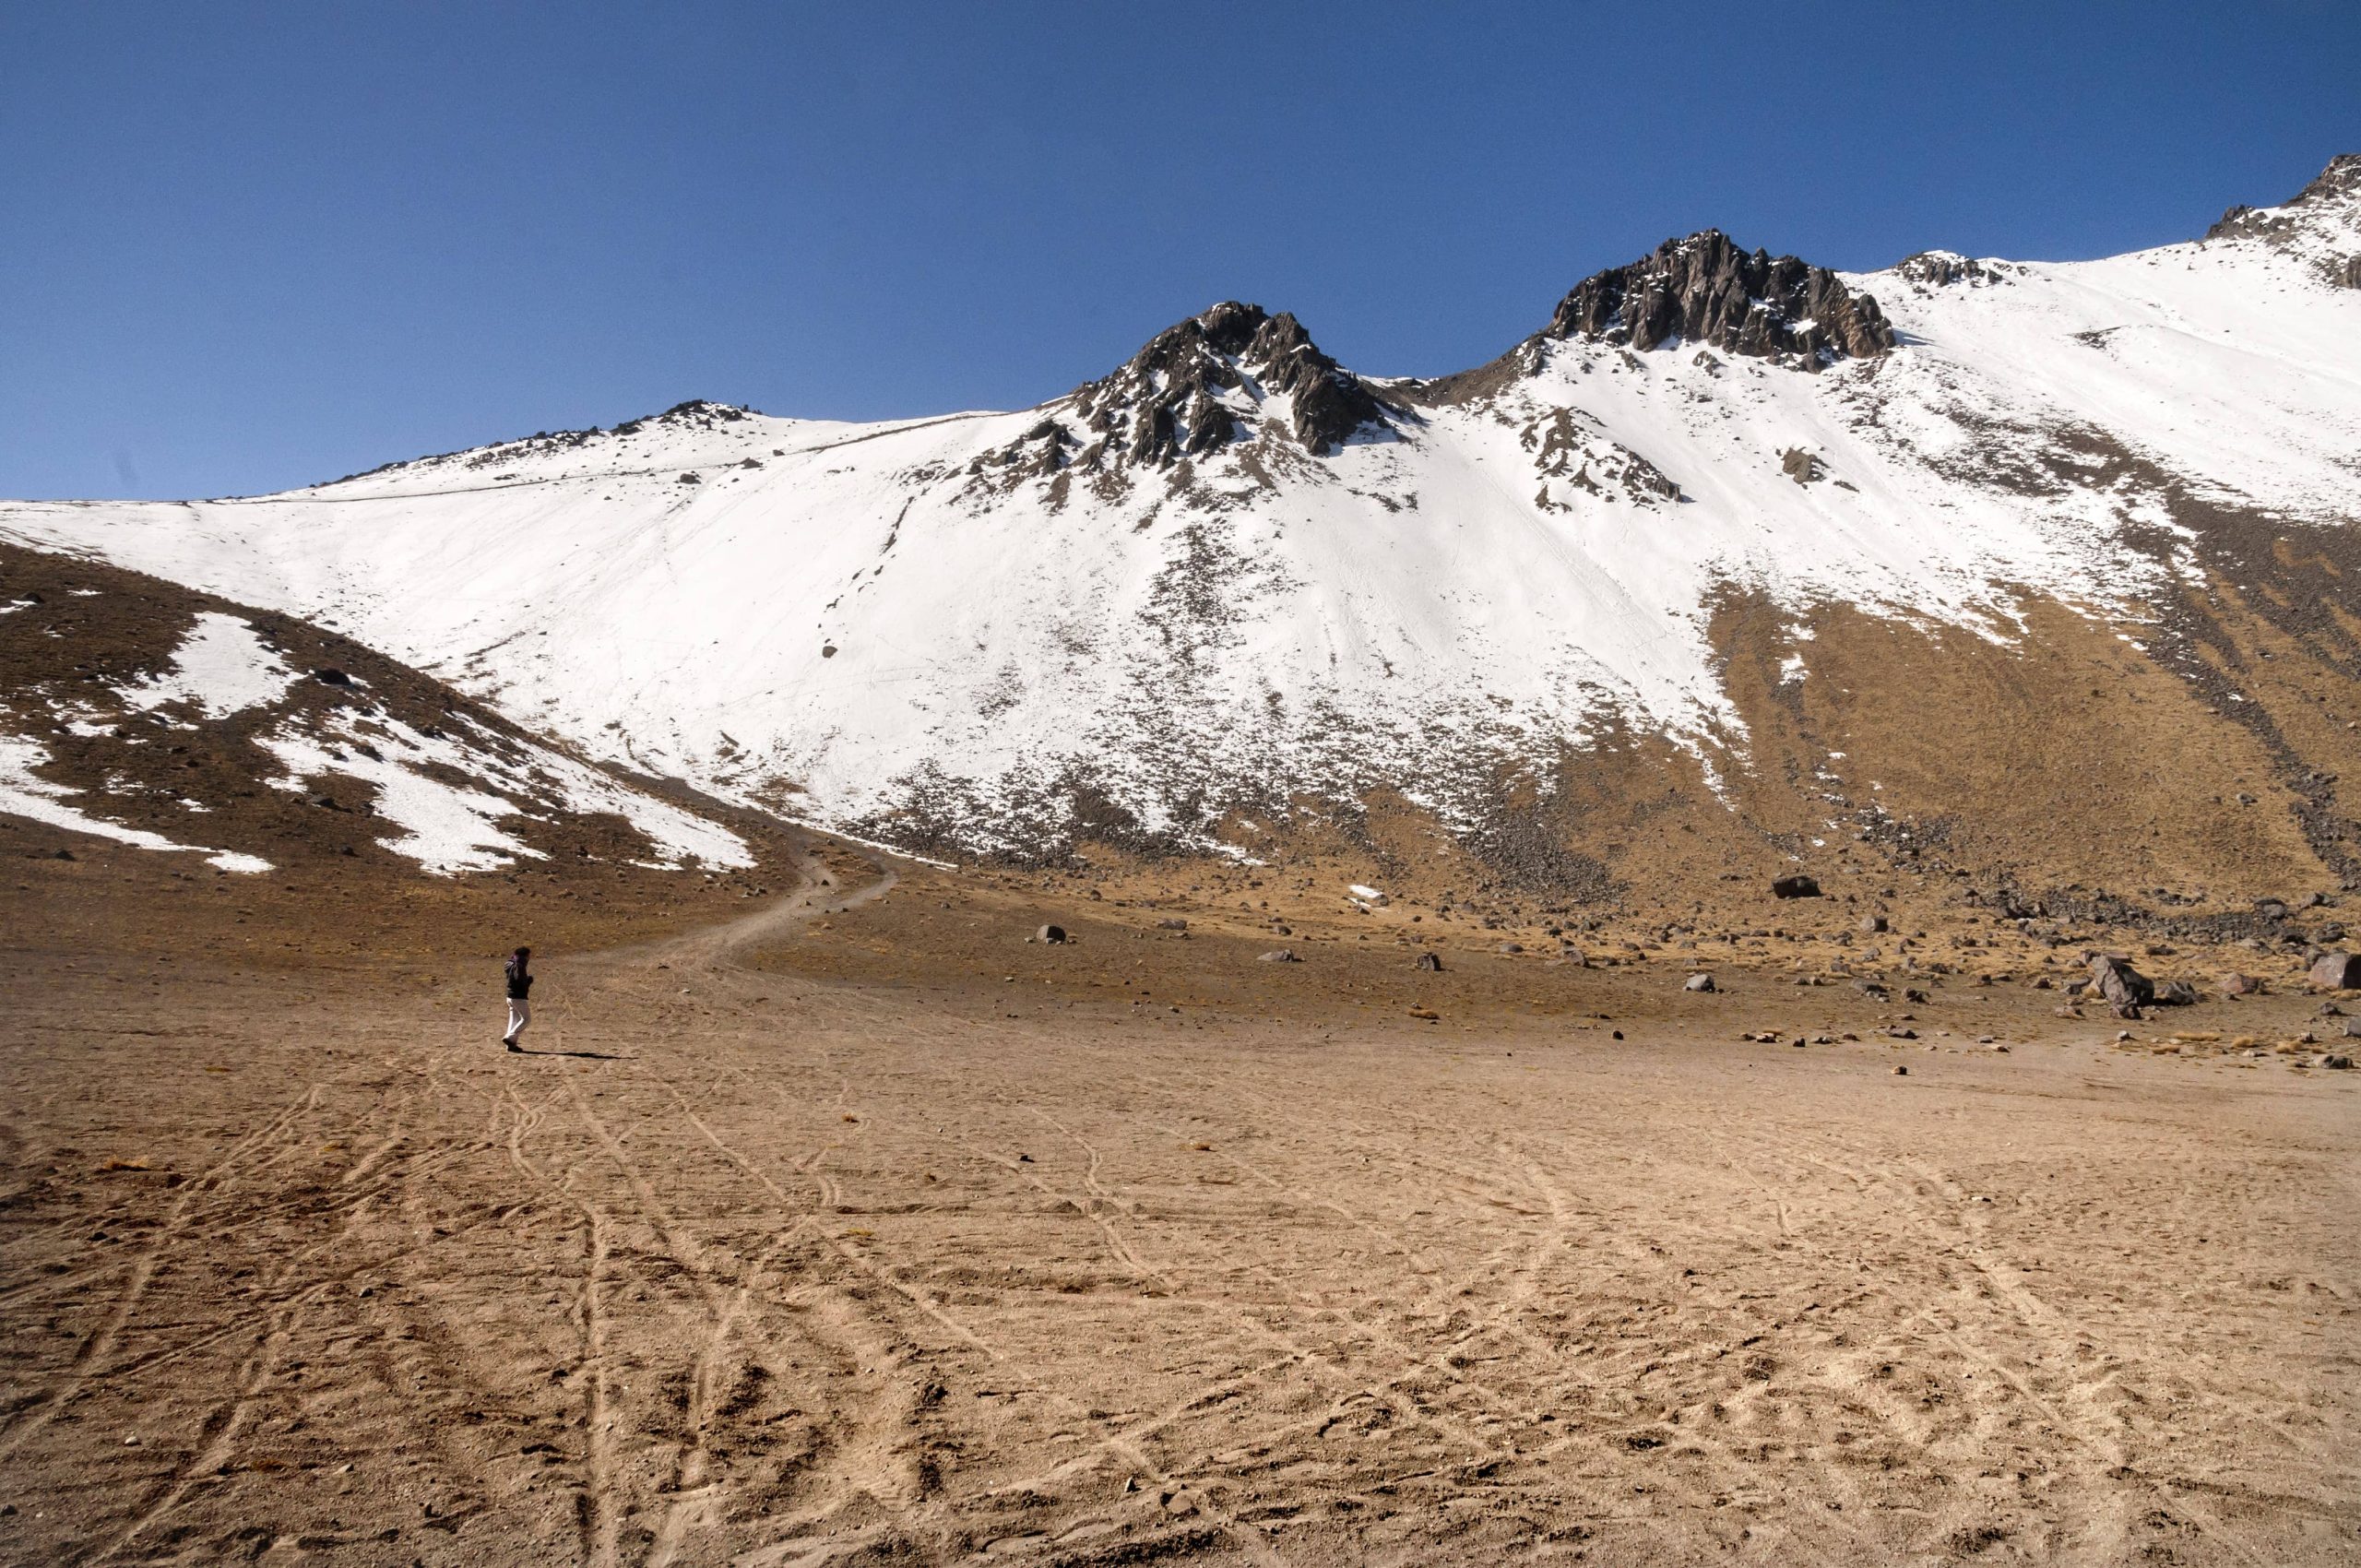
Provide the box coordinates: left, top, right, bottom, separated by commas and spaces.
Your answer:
2, 862, 2355, 1565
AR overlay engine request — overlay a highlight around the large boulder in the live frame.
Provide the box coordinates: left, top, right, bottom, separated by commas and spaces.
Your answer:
1771, 874, 1821, 900
2308, 952, 2361, 991
2087, 954, 2154, 1011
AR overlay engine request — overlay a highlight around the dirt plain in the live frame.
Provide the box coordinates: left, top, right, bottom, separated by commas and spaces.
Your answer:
3, 837, 2356, 1568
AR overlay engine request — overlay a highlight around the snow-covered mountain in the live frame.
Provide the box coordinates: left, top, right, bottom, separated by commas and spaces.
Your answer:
7, 157, 2359, 902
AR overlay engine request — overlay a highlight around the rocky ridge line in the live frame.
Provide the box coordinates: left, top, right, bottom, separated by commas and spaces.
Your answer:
2207, 152, 2361, 289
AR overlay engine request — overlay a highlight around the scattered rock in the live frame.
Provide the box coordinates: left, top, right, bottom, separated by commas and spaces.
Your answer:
1498, 942, 1525, 954
2325, 1053, 2354, 1070
1779, 447, 1826, 485
1859, 912, 1889, 933
2088, 954, 2155, 1011
52, 848, 75, 861
1892, 1065, 1908, 1075
312, 667, 351, 686
2156, 980, 2199, 1007
2218, 972, 2264, 997
1155, 918, 1189, 931
1684, 972, 1717, 992
1771, 874, 1821, 900
2308, 951, 2361, 991
1037, 924, 1067, 944
1414, 952, 1443, 972
1257, 949, 1299, 964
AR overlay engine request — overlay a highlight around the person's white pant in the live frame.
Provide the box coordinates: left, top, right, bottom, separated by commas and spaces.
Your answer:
505, 998, 530, 1042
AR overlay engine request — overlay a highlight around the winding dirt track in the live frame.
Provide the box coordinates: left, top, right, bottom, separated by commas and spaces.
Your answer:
1, 863, 2356, 1566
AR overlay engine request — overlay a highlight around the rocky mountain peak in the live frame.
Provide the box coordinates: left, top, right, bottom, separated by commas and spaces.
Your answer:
2207, 154, 2361, 288
1541, 231, 1895, 365
1062, 303, 1392, 468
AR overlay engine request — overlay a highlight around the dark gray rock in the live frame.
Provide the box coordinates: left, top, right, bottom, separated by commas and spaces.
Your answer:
2088, 954, 2154, 1011
1037, 924, 1068, 944
1060, 302, 1393, 471
1772, 874, 1821, 900
1414, 952, 1443, 972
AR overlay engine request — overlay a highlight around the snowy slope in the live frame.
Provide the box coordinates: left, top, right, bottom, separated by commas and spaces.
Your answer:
7, 158, 2358, 861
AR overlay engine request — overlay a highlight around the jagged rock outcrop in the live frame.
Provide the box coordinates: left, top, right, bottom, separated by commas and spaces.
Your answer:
1894, 251, 2020, 289
1542, 231, 1895, 364
1068, 302, 1392, 468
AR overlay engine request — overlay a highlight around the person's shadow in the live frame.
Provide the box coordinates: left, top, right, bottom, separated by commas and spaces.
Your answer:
509, 1045, 630, 1061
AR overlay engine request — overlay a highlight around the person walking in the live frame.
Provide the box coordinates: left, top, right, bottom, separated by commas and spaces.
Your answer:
503, 946, 534, 1051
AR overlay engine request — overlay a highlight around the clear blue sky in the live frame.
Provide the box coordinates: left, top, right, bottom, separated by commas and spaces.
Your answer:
4, 2, 2355, 500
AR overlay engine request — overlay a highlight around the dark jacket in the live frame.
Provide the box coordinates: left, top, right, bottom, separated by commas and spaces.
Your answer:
504, 956, 533, 1000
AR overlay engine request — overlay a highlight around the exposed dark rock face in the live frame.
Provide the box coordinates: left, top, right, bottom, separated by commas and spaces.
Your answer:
1894, 252, 2019, 289
1071, 302, 1392, 468
2207, 153, 2361, 288
958, 303, 1394, 496
1771, 873, 1821, 899
1542, 231, 1895, 364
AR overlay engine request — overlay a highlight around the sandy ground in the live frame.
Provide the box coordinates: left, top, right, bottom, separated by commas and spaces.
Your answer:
3, 861, 2357, 1567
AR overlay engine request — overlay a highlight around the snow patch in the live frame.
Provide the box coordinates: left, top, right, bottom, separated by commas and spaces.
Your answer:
123, 612, 296, 719
256, 710, 749, 876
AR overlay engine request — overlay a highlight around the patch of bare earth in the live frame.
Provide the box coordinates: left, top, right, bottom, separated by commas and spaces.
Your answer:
1, 856, 2355, 1565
